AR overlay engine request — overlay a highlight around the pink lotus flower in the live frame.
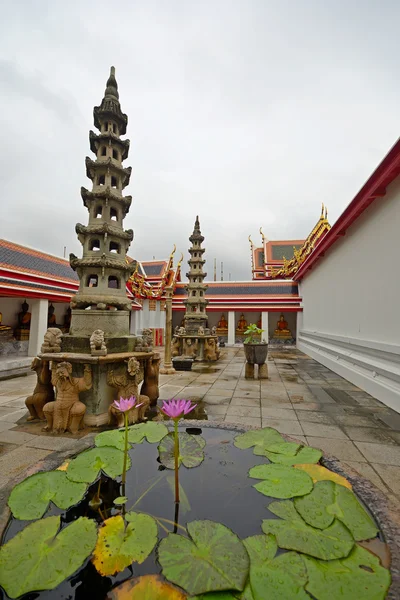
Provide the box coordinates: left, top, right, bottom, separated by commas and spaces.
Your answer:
113, 396, 143, 413
160, 399, 197, 419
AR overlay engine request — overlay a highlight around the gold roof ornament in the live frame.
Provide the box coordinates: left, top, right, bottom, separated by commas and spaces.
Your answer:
259, 227, 266, 245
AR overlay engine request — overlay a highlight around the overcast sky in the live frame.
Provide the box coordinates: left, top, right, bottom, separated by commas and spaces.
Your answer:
1, 0, 399, 280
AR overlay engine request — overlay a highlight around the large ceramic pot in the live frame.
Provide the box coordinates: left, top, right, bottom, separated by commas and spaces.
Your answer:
243, 342, 268, 365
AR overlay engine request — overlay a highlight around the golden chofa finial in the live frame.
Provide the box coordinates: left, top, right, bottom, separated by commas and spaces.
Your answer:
259, 227, 266, 244
169, 244, 176, 265
321, 203, 325, 217
325, 206, 328, 220
248, 235, 254, 247
177, 252, 184, 268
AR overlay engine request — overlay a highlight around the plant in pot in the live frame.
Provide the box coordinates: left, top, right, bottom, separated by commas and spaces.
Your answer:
243, 323, 268, 365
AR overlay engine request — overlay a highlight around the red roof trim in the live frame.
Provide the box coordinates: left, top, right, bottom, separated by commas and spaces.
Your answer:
295, 137, 400, 281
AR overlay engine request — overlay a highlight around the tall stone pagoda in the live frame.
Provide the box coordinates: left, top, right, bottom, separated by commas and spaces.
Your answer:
183, 216, 209, 334
172, 217, 220, 362
37, 67, 159, 428
69, 66, 136, 338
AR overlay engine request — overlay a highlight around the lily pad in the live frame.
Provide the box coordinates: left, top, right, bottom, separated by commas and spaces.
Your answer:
260, 446, 322, 465
158, 432, 205, 469
262, 516, 354, 560
294, 463, 352, 489
92, 511, 158, 576
250, 552, 309, 600
8, 471, 87, 520
66, 446, 130, 483
108, 574, 188, 599
294, 480, 379, 540
113, 496, 128, 505
234, 428, 283, 451
249, 464, 313, 498
0, 516, 97, 599
158, 519, 249, 596
265, 441, 302, 456
95, 421, 168, 451
304, 545, 391, 600
190, 594, 238, 600
243, 534, 277, 564
128, 421, 169, 443
268, 500, 303, 522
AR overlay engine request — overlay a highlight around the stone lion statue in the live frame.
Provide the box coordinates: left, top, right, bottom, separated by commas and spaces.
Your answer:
90, 329, 107, 356
198, 326, 205, 335
25, 358, 54, 421
171, 336, 181, 357
204, 337, 220, 361
43, 362, 92, 434
41, 328, 63, 353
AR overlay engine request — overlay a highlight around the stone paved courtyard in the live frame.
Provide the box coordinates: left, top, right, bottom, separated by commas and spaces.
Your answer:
0, 346, 399, 506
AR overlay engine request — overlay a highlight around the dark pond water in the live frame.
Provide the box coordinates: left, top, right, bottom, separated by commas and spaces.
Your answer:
1, 427, 281, 600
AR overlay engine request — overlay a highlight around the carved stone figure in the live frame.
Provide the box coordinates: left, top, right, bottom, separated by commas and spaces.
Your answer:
41, 328, 63, 353
198, 326, 205, 335
43, 362, 92, 434
25, 358, 54, 421
141, 353, 160, 405
178, 326, 186, 335
142, 328, 153, 349
90, 329, 107, 356
211, 326, 217, 335
183, 338, 198, 359
174, 326, 180, 335
171, 336, 181, 357
107, 357, 150, 427
204, 337, 220, 361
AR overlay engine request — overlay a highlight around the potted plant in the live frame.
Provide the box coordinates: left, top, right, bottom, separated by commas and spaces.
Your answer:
243, 323, 268, 365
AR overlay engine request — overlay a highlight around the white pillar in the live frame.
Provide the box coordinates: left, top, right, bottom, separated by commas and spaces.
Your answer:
228, 311, 235, 345
28, 299, 48, 357
261, 311, 269, 342
296, 311, 303, 345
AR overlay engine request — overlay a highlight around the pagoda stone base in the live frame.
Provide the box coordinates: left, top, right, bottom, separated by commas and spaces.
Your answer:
62, 334, 139, 354
70, 309, 130, 337
172, 334, 220, 362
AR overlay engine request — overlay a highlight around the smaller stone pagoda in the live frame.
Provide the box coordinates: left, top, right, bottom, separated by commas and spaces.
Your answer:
172, 217, 220, 362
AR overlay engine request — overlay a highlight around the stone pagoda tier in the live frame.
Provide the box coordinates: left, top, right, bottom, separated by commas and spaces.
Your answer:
68, 66, 136, 339
183, 216, 209, 334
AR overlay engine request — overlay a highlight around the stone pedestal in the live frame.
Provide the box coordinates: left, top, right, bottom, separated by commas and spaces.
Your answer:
69, 309, 130, 337
160, 287, 175, 374
258, 363, 269, 379
245, 363, 255, 379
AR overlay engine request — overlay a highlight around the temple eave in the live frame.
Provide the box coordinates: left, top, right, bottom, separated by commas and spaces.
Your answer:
80, 187, 132, 210
89, 130, 130, 159
93, 105, 127, 135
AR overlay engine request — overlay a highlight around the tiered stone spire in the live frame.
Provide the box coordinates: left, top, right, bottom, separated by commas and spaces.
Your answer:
69, 66, 135, 319
183, 216, 209, 333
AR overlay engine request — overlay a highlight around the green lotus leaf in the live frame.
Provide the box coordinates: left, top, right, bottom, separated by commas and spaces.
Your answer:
113, 496, 128, 505
234, 427, 284, 451
295, 480, 379, 540
158, 432, 205, 469
158, 520, 249, 596
190, 594, 238, 600
262, 517, 354, 560
249, 464, 313, 499
260, 446, 322, 465
243, 534, 277, 565
8, 470, 87, 520
265, 441, 302, 456
128, 421, 169, 444
95, 421, 168, 451
304, 545, 391, 600
66, 446, 130, 483
0, 516, 97, 599
250, 552, 309, 600
92, 512, 158, 576
268, 500, 303, 521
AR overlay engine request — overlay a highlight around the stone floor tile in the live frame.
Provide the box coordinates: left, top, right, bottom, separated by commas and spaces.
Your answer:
225, 416, 261, 427
158, 385, 186, 400
354, 442, 400, 466
210, 381, 237, 390
0, 395, 27, 406
341, 461, 390, 494
0, 405, 25, 416
0, 409, 28, 423
202, 394, 232, 405
0, 421, 16, 432
292, 403, 324, 411
307, 386, 336, 404
372, 464, 400, 495
306, 437, 366, 461
0, 430, 37, 444
294, 410, 334, 425
300, 423, 348, 439
233, 390, 260, 399
231, 396, 261, 407
376, 412, 400, 431
204, 405, 228, 416
334, 415, 381, 428
25, 437, 78, 451
342, 427, 399, 445
285, 435, 308, 445
0, 446, 51, 482
261, 408, 298, 421
226, 406, 261, 418
262, 418, 303, 435
206, 387, 235, 397
261, 399, 293, 409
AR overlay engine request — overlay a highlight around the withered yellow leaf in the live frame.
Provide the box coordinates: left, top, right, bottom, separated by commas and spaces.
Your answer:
108, 574, 187, 599
294, 464, 352, 489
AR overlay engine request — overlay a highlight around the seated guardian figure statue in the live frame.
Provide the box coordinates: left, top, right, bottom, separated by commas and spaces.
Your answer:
43, 362, 92, 434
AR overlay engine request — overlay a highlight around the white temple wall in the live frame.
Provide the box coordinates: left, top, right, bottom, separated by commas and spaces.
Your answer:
298, 177, 400, 412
